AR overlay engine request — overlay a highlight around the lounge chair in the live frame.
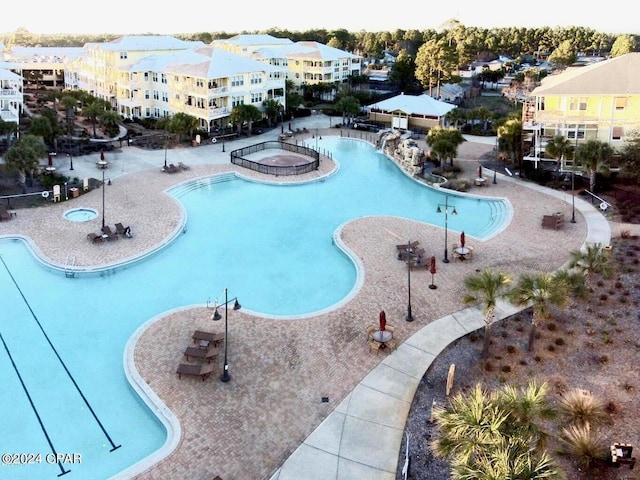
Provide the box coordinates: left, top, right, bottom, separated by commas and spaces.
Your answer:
0, 208, 12, 222
184, 344, 220, 363
101, 225, 118, 241
162, 163, 179, 174
115, 222, 132, 238
87, 232, 103, 243
192, 330, 224, 347
176, 362, 215, 381
396, 240, 419, 251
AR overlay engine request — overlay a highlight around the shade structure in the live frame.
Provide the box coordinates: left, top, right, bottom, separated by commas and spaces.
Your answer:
379, 310, 387, 331
460, 231, 465, 248
429, 255, 437, 275
100, 150, 105, 161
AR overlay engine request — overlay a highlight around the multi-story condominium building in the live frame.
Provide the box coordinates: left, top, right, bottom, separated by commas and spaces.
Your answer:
3, 46, 84, 89
0, 44, 23, 129
0, 67, 22, 127
65, 35, 286, 132
213, 34, 363, 91
522, 52, 640, 171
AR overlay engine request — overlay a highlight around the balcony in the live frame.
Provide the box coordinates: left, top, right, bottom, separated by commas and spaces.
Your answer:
0, 109, 19, 123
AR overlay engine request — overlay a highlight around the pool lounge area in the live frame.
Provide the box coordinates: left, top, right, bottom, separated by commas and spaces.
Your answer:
0, 134, 594, 479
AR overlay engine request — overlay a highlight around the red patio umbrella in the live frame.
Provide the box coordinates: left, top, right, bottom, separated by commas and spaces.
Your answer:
379, 310, 387, 331
460, 231, 465, 248
429, 256, 437, 289
48, 154, 53, 167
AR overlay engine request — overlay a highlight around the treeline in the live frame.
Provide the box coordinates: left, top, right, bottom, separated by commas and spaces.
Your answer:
2, 23, 638, 61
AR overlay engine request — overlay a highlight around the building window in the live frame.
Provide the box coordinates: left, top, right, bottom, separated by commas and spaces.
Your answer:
153, 90, 159, 100
251, 92, 263, 103
144, 72, 149, 81
232, 96, 244, 107
567, 124, 585, 140
538, 97, 545, 111
145, 90, 150, 99
231, 75, 244, 87
152, 72, 158, 82
569, 97, 587, 111
615, 97, 627, 110
120, 52, 128, 60
161, 74, 167, 84
250, 73, 262, 85
612, 126, 623, 140
145, 107, 150, 117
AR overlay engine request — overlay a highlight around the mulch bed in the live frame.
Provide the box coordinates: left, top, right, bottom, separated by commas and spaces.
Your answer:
399, 234, 640, 480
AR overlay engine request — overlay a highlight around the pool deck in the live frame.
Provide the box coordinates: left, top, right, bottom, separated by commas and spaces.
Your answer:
0, 115, 613, 480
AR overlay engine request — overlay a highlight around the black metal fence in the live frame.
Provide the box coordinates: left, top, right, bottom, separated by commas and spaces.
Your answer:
230, 141, 320, 176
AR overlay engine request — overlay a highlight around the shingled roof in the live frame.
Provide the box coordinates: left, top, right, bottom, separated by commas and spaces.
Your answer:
532, 53, 640, 96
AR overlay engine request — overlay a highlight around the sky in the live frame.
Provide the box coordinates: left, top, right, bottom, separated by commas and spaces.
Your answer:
2, 0, 638, 36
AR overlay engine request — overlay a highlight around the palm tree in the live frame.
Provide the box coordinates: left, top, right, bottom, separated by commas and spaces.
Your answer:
496, 380, 555, 449
230, 104, 261, 135
60, 95, 78, 127
545, 135, 574, 173
567, 243, 613, 288
444, 108, 467, 129
334, 95, 361, 125
82, 101, 104, 138
431, 384, 508, 465
3, 134, 48, 192
462, 269, 512, 357
261, 99, 282, 127
508, 272, 572, 352
426, 127, 465, 167
431, 382, 562, 479
575, 139, 613, 193
496, 117, 522, 169
99, 109, 122, 138
167, 112, 198, 142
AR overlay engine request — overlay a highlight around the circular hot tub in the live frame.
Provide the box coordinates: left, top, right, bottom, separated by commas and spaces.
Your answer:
64, 208, 98, 222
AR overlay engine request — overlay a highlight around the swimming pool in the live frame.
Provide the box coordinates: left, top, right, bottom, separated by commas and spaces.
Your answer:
64, 208, 99, 222
0, 137, 511, 479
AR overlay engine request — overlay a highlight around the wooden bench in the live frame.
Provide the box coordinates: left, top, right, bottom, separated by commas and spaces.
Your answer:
541, 213, 565, 230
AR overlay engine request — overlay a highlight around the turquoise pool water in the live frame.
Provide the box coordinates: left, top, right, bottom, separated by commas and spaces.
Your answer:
64, 208, 99, 222
0, 137, 511, 479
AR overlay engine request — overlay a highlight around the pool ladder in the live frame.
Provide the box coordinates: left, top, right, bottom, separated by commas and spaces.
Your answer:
65, 255, 77, 278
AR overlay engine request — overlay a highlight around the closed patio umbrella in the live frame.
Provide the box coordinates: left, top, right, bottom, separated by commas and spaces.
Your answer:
478, 164, 482, 178
429, 256, 437, 289
100, 150, 105, 161
48, 154, 53, 167
460, 231, 465, 248
379, 310, 387, 331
